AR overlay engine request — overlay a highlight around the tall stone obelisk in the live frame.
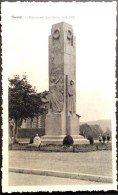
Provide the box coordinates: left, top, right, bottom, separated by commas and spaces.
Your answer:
42, 22, 88, 145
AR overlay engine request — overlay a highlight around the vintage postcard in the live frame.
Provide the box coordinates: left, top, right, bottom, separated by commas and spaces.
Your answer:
1, 1, 117, 192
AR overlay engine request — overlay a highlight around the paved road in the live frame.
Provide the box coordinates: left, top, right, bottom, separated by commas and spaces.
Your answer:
9, 172, 103, 186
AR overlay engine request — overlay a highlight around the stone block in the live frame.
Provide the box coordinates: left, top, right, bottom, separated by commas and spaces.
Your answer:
41, 135, 66, 145
45, 113, 66, 136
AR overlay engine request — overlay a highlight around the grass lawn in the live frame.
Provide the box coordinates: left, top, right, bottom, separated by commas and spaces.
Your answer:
9, 150, 112, 177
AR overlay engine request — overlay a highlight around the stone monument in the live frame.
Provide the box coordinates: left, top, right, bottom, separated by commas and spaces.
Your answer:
42, 22, 88, 145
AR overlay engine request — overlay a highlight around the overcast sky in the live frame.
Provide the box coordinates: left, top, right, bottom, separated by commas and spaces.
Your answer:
2, 2, 116, 122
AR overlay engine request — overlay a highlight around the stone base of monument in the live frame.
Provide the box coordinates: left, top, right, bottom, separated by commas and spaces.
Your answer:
41, 135, 66, 145
41, 113, 89, 145
71, 135, 89, 145
41, 135, 89, 145
41, 113, 66, 145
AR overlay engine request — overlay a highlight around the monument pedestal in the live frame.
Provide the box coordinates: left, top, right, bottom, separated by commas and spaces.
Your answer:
70, 135, 89, 145
41, 113, 89, 145
41, 113, 66, 145
41, 134, 89, 146
68, 115, 89, 145
41, 135, 66, 145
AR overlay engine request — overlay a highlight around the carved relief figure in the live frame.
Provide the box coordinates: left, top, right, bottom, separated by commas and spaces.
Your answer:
49, 37, 64, 113
49, 73, 64, 113
49, 55, 55, 69
68, 80, 75, 115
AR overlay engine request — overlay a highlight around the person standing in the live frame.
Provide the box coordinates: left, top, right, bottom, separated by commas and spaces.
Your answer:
102, 135, 106, 143
106, 134, 110, 143
98, 134, 102, 143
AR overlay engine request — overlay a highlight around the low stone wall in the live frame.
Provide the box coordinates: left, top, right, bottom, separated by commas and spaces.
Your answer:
11, 143, 112, 152
40, 145, 73, 152
73, 144, 97, 152
40, 143, 111, 152
73, 143, 112, 152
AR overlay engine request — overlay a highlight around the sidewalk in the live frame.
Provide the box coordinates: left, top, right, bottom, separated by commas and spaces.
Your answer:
9, 172, 106, 186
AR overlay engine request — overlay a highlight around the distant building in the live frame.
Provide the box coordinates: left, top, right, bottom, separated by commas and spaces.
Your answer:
20, 90, 49, 129
21, 115, 46, 129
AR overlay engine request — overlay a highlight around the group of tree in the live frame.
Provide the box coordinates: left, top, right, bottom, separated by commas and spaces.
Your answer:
9, 74, 48, 143
80, 123, 111, 143
80, 123, 103, 140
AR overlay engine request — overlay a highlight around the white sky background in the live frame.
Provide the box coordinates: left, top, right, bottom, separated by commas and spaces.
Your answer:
2, 2, 116, 122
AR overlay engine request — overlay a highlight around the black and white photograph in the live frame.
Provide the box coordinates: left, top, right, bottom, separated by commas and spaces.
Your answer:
1, 1, 117, 192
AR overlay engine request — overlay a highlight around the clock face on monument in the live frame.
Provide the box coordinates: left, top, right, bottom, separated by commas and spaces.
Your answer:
52, 28, 60, 39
